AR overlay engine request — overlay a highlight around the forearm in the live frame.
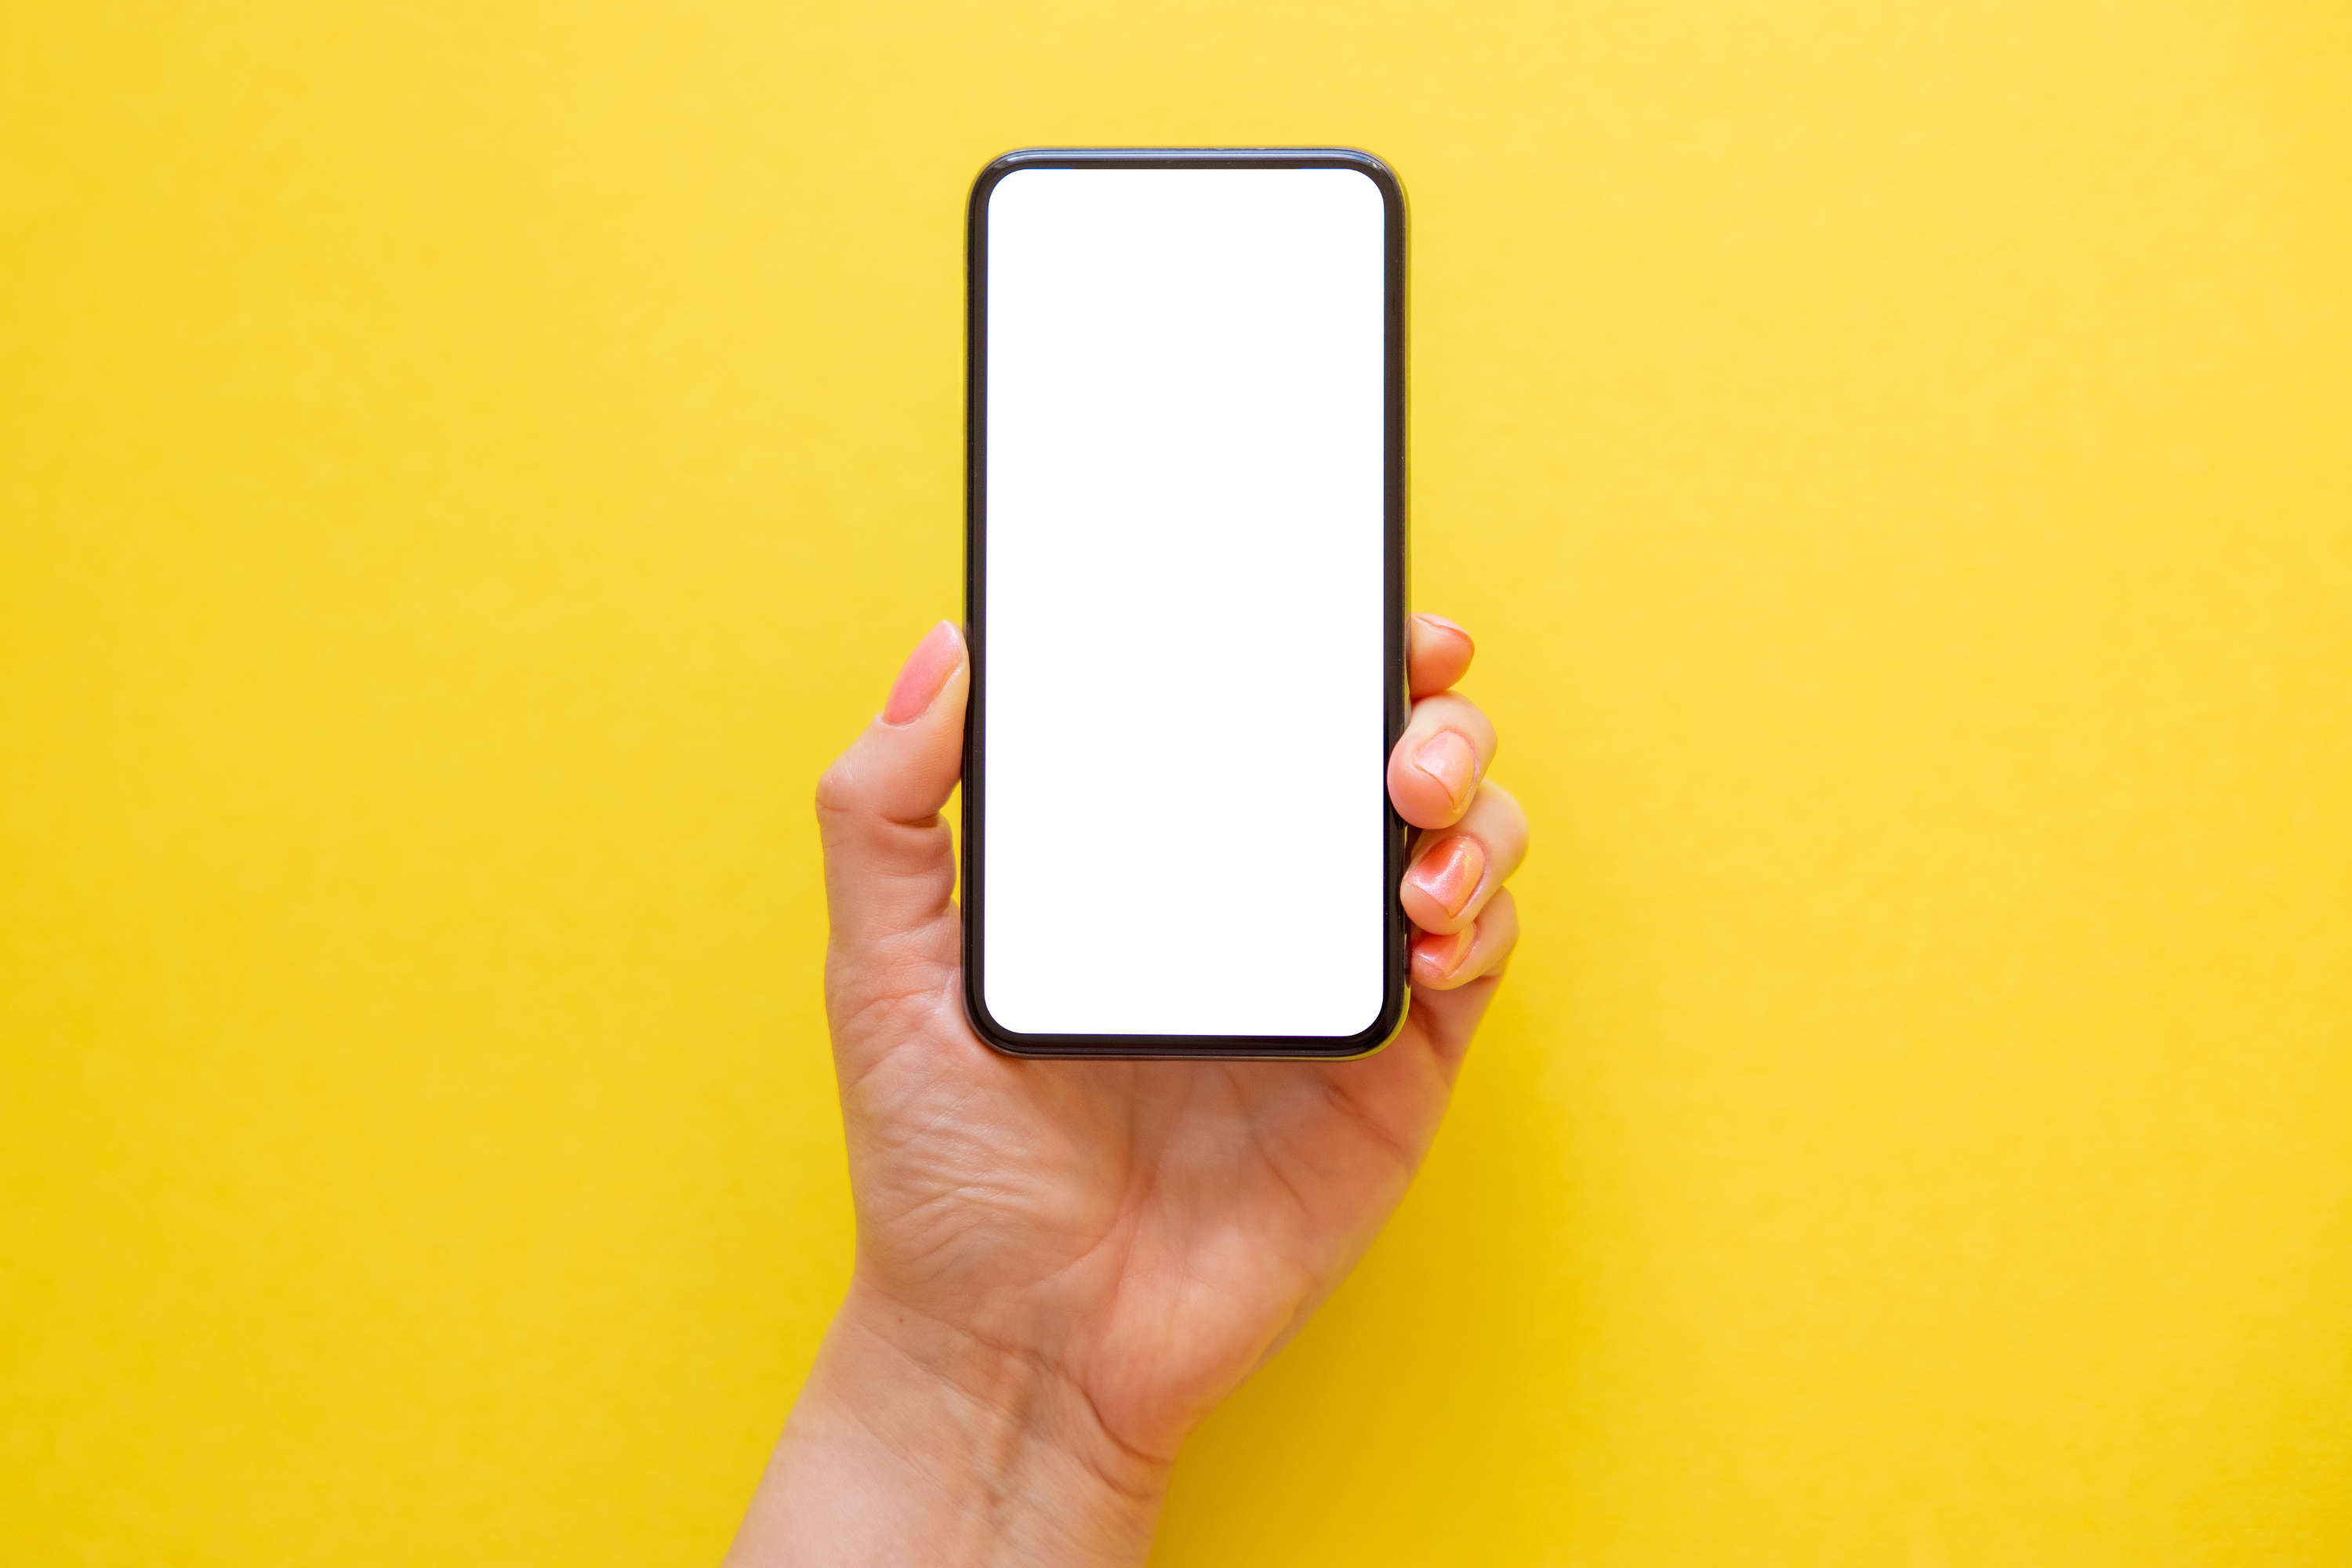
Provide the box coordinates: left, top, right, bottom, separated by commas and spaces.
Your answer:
727, 1280, 1172, 1567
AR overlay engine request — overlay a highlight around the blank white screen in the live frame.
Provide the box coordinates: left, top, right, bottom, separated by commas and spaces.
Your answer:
980, 166, 1388, 1038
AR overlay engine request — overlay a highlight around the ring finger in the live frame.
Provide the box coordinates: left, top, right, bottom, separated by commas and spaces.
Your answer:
1399, 781, 1528, 936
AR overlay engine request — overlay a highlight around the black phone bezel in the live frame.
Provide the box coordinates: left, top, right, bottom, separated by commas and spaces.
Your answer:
961, 146, 1411, 1061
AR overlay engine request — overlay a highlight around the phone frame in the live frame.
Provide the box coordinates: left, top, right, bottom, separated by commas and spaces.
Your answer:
960, 146, 1411, 1060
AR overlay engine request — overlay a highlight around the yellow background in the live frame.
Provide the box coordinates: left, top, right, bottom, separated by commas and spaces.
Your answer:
5, 2, 2349, 1562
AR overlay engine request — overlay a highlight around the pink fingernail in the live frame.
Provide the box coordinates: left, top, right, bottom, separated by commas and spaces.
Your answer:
1411, 730, 1479, 815
1414, 613, 1473, 652
1406, 835, 1486, 920
1416, 926, 1475, 982
883, 621, 964, 725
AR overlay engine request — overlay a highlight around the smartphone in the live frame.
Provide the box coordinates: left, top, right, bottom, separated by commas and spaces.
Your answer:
962, 147, 1409, 1058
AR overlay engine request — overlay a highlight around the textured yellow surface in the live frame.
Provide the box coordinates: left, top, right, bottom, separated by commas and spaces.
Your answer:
4, 2, 2350, 1563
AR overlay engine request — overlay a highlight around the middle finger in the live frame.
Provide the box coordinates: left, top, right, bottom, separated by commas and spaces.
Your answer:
1385, 691, 1498, 830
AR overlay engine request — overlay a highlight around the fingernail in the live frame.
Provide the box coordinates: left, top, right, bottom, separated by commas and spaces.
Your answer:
883, 620, 964, 725
1414, 613, 1473, 650
1411, 729, 1479, 815
1406, 835, 1486, 920
1417, 926, 1475, 982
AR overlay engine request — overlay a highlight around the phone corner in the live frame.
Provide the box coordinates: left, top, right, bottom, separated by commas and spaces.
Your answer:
1339, 977, 1414, 1061
969, 147, 1052, 212
1323, 147, 1408, 212
959, 962, 1026, 1058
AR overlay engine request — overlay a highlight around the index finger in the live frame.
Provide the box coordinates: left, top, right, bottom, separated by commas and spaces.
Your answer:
1409, 614, 1475, 698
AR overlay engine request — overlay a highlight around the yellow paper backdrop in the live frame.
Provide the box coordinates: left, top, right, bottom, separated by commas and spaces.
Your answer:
5, 2, 2349, 1562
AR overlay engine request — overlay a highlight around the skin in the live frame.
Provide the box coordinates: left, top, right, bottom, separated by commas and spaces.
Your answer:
727, 613, 1529, 1566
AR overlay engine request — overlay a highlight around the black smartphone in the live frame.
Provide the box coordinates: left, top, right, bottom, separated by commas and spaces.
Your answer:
961, 147, 1410, 1058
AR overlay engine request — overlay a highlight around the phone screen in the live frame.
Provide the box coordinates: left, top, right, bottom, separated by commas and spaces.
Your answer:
967, 152, 1405, 1052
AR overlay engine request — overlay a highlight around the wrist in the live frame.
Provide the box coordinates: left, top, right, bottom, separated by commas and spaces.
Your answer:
730, 1279, 1173, 1567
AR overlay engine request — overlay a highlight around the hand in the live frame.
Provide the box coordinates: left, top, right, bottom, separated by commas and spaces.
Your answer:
728, 615, 1528, 1566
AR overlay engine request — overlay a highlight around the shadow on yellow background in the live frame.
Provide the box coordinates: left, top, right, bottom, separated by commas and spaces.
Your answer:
4, 2, 2349, 1562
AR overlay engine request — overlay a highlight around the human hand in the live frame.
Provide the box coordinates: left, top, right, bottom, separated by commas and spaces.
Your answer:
728, 615, 1527, 1566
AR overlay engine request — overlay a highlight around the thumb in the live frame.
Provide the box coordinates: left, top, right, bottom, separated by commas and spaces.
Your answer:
815, 620, 970, 963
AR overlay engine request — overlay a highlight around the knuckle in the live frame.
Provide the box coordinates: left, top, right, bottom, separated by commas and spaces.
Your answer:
815, 751, 866, 819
